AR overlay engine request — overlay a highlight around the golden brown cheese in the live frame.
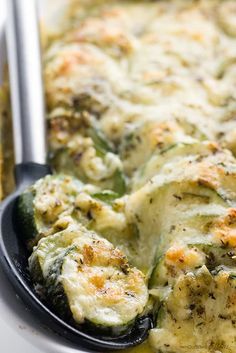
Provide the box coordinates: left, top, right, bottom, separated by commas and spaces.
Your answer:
45, 0, 236, 153
36, 1, 236, 352
29, 223, 148, 329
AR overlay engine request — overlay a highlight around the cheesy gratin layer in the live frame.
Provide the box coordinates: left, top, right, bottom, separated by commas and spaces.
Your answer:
20, 1, 236, 352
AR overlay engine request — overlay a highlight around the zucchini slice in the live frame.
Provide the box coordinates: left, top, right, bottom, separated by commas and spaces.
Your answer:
119, 118, 211, 177
119, 119, 192, 176
16, 175, 83, 243
150, 242, 236, 290
131, 140, 229, 191
149, 266, 236, 353
29, 223, 148, 333
17, 172, 131, 258
126, 175, 229, 275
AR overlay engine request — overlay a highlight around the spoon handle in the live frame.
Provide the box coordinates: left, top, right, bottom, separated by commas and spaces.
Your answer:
7, 0, 47, 165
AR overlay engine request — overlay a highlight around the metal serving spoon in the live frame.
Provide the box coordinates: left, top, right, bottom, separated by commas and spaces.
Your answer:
0, 0, 152, 351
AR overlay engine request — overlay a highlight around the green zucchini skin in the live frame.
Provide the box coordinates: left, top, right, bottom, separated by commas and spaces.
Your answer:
45, 247, 74, 321
92, 190, 120, 204
29, 223, 148, 334
16, 174, 84, 245
112, 169, 126, 196
16, 190, 38, 242
45, 247, 137, 336
29, 250, 44, 285
17, 172, 132, 268
87, 127, 114, 156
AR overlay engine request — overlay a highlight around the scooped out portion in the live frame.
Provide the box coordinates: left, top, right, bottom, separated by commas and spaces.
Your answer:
29, 222, 148, 333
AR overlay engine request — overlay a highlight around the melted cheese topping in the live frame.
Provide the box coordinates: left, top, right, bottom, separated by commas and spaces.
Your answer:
29, 223, 148, 328
61, 232, 148, 327
37, 1, 236, 352
149, 266, 236, 353
45, 0, 236, 155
